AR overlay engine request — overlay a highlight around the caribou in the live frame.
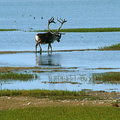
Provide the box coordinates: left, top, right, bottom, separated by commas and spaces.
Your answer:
35, 17, 67, 53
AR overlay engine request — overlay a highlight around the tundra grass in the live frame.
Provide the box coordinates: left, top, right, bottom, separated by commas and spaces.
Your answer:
32, 69, 76, 73
34, 27, 120, 32
0, 106, 120, 120
91, 72, 120, 83
0, 29, 19, 31
0, 72, 37, 80
0, 89, 99, 100
0, 67, 77, 73
1, 28, 120, 32
100, 43, 120, 50
42, 81, 80, 84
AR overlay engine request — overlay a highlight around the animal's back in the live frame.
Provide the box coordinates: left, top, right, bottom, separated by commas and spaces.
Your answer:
35, 32, 53, 44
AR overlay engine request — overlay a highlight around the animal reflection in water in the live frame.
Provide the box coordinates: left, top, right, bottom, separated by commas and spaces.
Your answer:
36, 53, 61, 66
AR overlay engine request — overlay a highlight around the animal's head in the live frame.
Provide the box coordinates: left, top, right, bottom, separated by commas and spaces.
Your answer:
55, 33, 61, 42
48, 17, 67, 43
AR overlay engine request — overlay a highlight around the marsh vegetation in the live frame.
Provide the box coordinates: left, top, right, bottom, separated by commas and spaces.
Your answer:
91, 72, 120, 83
34, 27, 120, 33
1, 28, 120, 33
100, 43, 120, 50
0, 89, 98, 100
0, 29, 19, 31
0, 72, 37, 80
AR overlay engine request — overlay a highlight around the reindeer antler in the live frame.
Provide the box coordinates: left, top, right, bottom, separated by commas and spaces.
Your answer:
56, 18, 67, 33
48, 17, 56, 24
48, 17, 56, 33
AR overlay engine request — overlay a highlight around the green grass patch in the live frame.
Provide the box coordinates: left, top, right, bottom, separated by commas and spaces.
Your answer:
1, 28, 120, 32
0, 106, 120, 120
0, 72, 37, 81
0, 29, 19, 31
0, 89, 99, 100
91, 72, 120, 83
33, 27, 120, 32
100, 43, 120, 50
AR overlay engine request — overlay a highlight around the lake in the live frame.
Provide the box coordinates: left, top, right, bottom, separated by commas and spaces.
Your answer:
0, 31, 120, 51
0, 0, 120, 30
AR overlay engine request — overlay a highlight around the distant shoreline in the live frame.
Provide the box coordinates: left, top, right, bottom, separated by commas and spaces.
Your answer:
34, 28, 120, 32
1, 28, 120, 32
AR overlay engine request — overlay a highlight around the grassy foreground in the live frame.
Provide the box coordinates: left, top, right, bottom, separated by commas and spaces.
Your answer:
0, 106, 120, 120
0, 90, 120, 120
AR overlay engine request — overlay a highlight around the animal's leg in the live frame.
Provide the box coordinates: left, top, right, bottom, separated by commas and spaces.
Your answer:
49, 43, 52, 52
48, 44, 50, 53
35, 42, 39, 52
39, 43, 42, 53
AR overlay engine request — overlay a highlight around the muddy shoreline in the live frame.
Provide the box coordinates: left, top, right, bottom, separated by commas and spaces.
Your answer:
0, 91, 120, 110
0, 49, 120, 54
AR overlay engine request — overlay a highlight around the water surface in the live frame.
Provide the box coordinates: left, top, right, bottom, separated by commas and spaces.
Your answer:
0, 32, 120, 51
0, 51, 120, 92
0, 0, 120, 30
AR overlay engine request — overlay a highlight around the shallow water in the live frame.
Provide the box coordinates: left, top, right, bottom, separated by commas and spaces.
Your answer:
0, 51, 120, 68
0, 51, 120, 92
0, 32, 120, 51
